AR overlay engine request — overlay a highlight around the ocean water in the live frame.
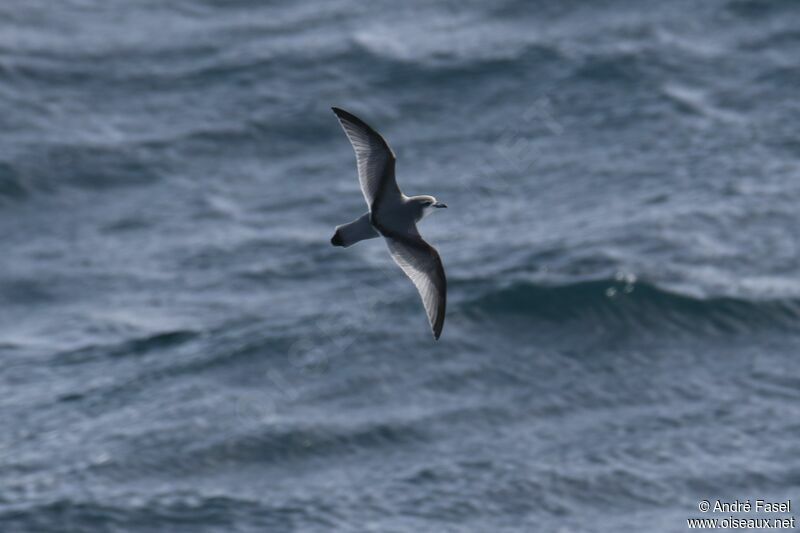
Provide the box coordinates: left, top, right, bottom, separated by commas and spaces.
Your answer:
2, 0, 800, 531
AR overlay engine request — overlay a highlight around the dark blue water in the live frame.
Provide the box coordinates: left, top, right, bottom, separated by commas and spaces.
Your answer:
2, 1, 799, 531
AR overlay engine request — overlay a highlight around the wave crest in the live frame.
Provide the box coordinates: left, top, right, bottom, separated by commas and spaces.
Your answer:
465, 278, 800, 333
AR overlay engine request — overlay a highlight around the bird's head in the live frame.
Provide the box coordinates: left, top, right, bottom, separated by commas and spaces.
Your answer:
414, 195, 448, 219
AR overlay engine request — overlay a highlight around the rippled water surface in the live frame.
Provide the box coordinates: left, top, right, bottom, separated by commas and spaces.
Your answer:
2, 1, 800, 531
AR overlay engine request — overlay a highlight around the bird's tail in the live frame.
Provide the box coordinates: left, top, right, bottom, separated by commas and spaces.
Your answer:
331, 212, 379, 247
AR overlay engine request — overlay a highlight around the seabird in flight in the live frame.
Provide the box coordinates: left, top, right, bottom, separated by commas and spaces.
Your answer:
330, 107, 448, 340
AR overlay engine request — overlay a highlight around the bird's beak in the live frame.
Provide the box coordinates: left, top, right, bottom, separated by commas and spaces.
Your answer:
433, 202, 447, 208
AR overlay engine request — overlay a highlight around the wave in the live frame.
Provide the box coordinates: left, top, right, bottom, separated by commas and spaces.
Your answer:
0, 143, 166, 202
0, 493, 327, 532
54, 330, 199, 367
0, 160, 29, 201
726, 0, 800, 18
463, 278, 800, 333
181, 419, 427, 469
351, 32, 564, 72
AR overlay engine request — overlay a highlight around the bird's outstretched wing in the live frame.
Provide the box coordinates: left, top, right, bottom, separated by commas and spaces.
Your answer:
384, 231, 447, 340
332, 107, 401, 212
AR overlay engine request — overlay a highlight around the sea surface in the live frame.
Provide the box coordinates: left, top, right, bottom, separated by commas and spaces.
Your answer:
1, 1, 799, 531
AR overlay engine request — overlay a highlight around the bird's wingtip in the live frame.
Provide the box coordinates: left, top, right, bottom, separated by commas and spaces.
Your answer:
331, 107, 358, 122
